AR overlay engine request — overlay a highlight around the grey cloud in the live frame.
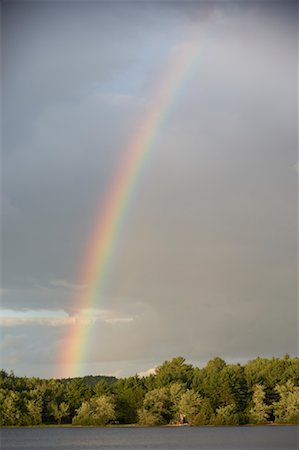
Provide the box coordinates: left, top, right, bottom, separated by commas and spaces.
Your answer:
2, 291, 296, 378
1, 1, 297, 377
49, 279, 87, 290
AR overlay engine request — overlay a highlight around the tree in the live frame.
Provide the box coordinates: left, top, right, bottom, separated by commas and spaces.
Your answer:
138, 387, 173, 425
1, 354, 298, 427
73, 395, 116, 425
222, 364, 248, 414
26, 398, 43, 425
192, 367, 204, 393
50, 401, 69, 424
178, 390, 202, 424
113, 376, 145, 424
245, 356, 299, 407
249, 384, 270, 424
169, 382, 186, 418
199, 357, 228, 411
213, 404, 239, 425
66, 379, 91, 418
39, 379, 68, 423
193, 398, 214, 425
155, 357, 194, 388
1, 391, 22, 425
273, 380, 299, 424
94, 379, 110, 397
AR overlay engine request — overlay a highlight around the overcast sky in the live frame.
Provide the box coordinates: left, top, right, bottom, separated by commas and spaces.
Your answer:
1, 0, 298, 379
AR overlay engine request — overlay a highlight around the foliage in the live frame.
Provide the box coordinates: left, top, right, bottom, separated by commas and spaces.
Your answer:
248, 384, 270, 424
169, 382, 186, 417
26, 398, 43, 425
178, 390, 202, 424
155, 357, 194, 388
1, 390, 23, 425
193, 398, 214, 425
61, 375, 117, 389
65, 379, 91, 418
213, 404, 239, 425
273, 380, 299, 424
72, 395, 116, 426
138, 387, 173, 425
49, 401, 69, 424
94, 379, 110, 397
1, 355, 298, 426
112, 376, 145, 424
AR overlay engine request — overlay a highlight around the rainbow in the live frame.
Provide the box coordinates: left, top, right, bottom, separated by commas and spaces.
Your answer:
60, 39, 201, 378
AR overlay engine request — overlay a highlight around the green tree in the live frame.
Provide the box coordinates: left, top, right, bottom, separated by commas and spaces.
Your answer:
1, 354, 298, 427
273, 380, 299, 424
178, 389, 202, 424
39, 379, 68, 423
94, 379, 110, 397
193, 398, 214, 425
192, 367, 204, 393
50, 401, 69, 424
213, 404, 239, 425
1, 391, 22, 425
73, 395, 116, 425
25, 398, 43, 425
155, 357, 194, 388
169, 382, 186, 418
199, 357, 227, 411
222, 364, 248, 414
245, 356, 299, 409
248, 384, 270, 424
113, 376, 145, 424
66, 379, 91, 418
138, 387, 173, 425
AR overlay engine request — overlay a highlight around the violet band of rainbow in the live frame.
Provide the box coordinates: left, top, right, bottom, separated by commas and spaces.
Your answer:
60, 40, 201, 378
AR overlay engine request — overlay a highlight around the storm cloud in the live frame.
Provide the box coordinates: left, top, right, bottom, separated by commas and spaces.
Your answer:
1, 1, 297, 378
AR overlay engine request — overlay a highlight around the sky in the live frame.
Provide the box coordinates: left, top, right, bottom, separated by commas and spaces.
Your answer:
1, 0, 298, 379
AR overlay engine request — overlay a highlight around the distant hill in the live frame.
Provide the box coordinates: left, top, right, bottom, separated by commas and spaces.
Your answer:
60, 374, 117, 388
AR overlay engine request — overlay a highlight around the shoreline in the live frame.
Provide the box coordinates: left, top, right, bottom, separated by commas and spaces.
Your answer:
1, 423, 298, 429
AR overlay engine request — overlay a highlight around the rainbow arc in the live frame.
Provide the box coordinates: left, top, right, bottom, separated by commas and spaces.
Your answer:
60, 39, 201, 378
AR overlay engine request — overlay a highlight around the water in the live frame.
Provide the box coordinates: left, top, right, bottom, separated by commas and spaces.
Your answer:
0, 426, 298, 450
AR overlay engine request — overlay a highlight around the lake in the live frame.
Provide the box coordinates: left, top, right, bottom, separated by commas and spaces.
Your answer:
0, 426, 298, 450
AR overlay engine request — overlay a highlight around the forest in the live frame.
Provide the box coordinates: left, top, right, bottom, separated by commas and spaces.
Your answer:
1, 355, 298, 426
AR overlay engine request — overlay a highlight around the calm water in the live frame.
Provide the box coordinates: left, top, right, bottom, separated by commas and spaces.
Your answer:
0, 426, 298, 450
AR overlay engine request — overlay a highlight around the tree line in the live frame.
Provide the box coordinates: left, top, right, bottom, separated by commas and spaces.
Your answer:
1, 355, 298, 426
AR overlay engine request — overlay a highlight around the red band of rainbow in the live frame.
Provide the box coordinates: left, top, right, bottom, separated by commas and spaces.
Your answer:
59, 40, 201, 378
